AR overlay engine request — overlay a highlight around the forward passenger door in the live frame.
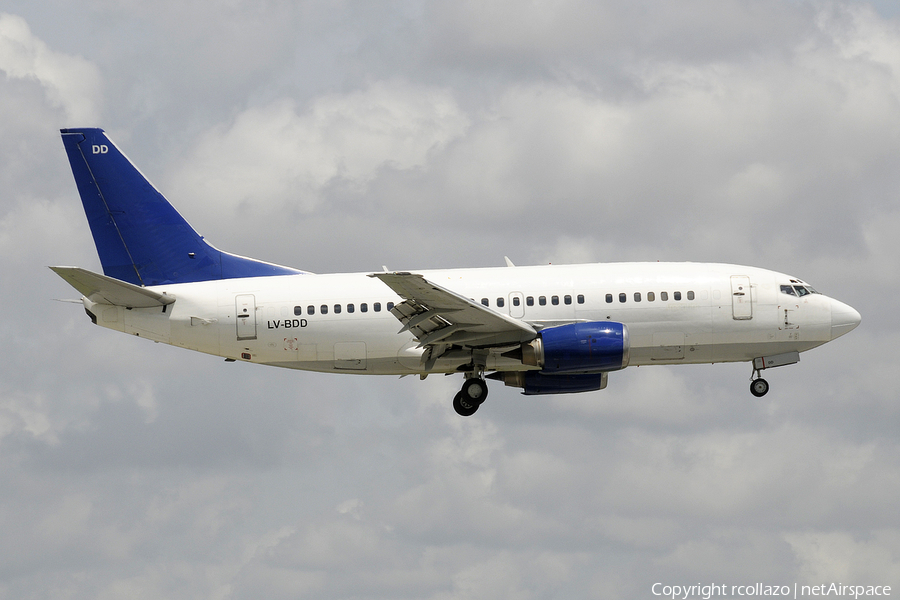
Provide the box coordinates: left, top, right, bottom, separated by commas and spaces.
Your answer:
730, 276, 752, 320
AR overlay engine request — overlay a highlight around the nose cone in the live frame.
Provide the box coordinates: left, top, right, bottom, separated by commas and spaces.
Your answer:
830, 298, 861, 340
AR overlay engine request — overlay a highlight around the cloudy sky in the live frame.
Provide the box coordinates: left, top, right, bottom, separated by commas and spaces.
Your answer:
1, 0, 898, 598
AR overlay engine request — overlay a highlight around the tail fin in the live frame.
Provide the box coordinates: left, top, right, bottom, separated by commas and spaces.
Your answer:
60, 128, 304, 286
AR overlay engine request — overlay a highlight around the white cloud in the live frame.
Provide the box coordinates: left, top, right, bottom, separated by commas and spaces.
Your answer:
170, 81, 469, 215
786, 530, 900, 583
0, 389, 58, 445
0, 13, 102, 123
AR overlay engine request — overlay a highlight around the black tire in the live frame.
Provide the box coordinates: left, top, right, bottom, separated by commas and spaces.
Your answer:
453, 392, 479, 417
750, 378, 769, 397
461, 378, 488, 404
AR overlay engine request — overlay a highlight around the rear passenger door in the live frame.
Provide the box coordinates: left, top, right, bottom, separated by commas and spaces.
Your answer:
235, 294, 257, 340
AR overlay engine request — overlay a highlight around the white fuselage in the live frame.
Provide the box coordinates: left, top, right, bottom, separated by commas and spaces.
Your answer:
83, 262, 857, 375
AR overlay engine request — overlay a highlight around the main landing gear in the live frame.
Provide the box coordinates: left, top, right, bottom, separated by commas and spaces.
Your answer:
453, 376, 488, 417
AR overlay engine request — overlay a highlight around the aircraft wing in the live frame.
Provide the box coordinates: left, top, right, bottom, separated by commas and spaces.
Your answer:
50, 266, 175, 308
370, 272, 536, 348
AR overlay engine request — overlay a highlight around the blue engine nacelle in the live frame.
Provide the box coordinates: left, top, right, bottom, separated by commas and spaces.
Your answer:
522, 321, 630, 373
489, 371, 610, 395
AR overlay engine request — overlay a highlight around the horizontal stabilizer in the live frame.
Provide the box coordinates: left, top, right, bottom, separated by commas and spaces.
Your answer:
50, 266, 175, 308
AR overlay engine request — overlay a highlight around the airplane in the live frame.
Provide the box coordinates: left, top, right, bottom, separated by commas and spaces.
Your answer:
52, 128, 861, 416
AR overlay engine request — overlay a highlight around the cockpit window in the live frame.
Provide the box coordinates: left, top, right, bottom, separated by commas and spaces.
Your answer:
782, 284, 819, 297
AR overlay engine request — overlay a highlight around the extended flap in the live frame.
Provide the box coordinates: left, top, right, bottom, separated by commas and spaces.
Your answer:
370, 272, 535, 348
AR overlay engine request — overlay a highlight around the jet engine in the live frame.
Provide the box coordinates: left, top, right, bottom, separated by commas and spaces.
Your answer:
521, 321, 630, 373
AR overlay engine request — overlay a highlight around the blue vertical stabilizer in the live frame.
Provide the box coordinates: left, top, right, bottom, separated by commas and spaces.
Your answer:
60, 128, 304, 286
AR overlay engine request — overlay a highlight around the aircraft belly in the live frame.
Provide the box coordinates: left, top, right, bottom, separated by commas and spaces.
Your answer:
626, 297, 812, 365
246, 315, 417, 374
122, 305, 171, 343
85, 300, 125, 333
265, 356, 412, 375
334, 341, 367, 370
630, 332, 713, 364
630, 339, 823, 366
170, 314, 219, 355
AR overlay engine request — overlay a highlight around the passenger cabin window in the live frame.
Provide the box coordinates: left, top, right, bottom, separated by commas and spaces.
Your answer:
307, 305, 315, 315
497, 297, 505, 308
674, 292, 682, 301
661, 292, 668, 301
634, 292, 641, 302
361, 303, 368, 313
687, 291, 695, 301
619, 293, 626, 303
539, 296, 547, 306
387, 302, 395, 311
320, 304, 328, 314
564, 295, 572, 305
606, 294, 613, 303
294, 306, 303, 316
481, 298, 489, 306
551, 295, 560, 305
648, 292, 655, 302
334, 304, 342, 314
347, 304, 354, 313
374, 302, 382, 312
577, 294, 585, 304
513, 296, 521, 306
526, 296, 534, 306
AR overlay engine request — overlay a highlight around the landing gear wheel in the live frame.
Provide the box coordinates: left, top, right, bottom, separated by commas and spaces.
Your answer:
453, 392, 479, 417
750, 378, 770, 397
461, 377, 488, 404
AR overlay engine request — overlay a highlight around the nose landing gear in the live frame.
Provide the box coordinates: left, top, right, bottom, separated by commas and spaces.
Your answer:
750, 363, 770, 397
748, 351, 799, 397
750, 377, 770, 397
